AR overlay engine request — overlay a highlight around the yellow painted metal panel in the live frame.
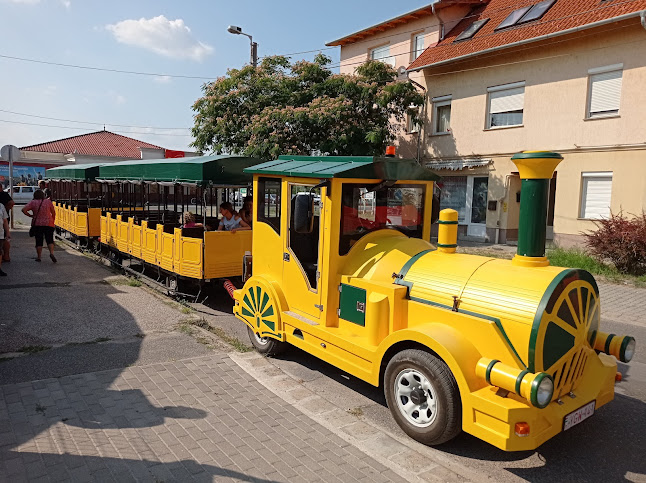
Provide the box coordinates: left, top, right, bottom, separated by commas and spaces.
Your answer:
88, 208, 101, 237
76, 210, 89, 237
100, 214, 108, 243
141, 221, 157, 265
131, 222, 143, 259
159, 230, 175, 272
204, 230, 252, 279
178, 233, 203, 279
108, 215, 118, 248
116, 216, 130, 253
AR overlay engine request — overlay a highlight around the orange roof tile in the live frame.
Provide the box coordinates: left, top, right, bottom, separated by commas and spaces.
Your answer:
21, 130, 163, 158
408, 0, 646, 70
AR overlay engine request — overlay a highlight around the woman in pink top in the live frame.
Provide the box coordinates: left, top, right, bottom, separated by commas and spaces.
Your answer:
22, 189, 57, 263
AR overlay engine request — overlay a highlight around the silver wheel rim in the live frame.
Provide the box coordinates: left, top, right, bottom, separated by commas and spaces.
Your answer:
394, 368, 439, 428
253, 331, 269, 345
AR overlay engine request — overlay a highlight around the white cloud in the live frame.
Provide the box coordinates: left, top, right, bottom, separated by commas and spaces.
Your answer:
153, 75, 172, 84
106, 15, 213, 62
60, 0, 71, 9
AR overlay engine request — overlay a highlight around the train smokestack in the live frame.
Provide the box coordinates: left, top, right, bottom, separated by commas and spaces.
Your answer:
510, 151, 563, 268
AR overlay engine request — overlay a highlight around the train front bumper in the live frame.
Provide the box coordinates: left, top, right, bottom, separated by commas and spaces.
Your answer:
465, 353, 617, 451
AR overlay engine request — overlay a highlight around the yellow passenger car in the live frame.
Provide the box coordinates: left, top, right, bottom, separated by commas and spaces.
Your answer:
46, 163, 103, 243
93, 155, 260, 291
233, 152, 636, 451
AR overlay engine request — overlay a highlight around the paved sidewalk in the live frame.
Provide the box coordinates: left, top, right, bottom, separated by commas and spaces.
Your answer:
0, 354, 411, 483
598, 282, 646, 328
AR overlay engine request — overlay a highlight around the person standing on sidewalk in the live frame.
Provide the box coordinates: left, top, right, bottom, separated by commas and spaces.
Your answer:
22, 189, 57, 263
0, 201, 9, 276
0, 188, 13, 262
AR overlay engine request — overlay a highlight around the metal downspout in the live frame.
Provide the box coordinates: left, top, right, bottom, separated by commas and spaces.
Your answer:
408, 78, 427, 165
641, 11, 646, 30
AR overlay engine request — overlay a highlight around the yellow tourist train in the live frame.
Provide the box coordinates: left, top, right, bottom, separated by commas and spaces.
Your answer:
46, 156, 259, 293
47, 151, 637, 451
233, 151, 637, 451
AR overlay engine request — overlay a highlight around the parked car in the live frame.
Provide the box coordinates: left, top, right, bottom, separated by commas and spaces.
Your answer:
5, 186, 37, 204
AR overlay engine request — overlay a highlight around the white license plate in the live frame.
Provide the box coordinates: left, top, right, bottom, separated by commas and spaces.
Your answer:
563, 401, 596, 431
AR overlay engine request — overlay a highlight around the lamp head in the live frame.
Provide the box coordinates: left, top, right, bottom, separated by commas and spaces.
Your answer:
227, 25, 242, 35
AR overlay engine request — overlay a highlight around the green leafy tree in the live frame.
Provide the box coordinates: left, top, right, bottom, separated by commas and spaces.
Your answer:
191, 54, 423, 159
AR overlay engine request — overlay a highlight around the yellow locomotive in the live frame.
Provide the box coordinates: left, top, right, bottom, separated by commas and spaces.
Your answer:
234, 151, 636, 451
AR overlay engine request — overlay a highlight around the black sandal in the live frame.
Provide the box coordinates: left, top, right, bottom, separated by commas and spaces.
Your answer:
50, 254, 57, 263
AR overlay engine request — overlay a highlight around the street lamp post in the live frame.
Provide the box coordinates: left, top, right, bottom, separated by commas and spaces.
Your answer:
227, 25, 258, 68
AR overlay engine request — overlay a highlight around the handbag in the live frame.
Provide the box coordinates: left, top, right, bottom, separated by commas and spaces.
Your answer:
29, 200, 44, 237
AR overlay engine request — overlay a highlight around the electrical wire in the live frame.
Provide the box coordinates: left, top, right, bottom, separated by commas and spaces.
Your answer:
0, 108, 191, 131
0, 119, 192, 137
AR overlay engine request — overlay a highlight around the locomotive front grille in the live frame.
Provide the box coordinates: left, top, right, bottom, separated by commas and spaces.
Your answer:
534, 271, 600, 400
551, 345, 590, 397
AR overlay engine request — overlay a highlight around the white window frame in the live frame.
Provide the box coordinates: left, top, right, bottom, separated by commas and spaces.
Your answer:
412, 33, 425, 60
406, 110, 420, 134
586, 64, 623, 119
431, 95, 452, 135
370, 44, 395, 67
486, 81, 525, 129
579, 172, 613, 219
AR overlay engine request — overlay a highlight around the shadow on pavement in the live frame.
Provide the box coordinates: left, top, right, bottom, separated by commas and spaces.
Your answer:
0, 229, 214, 480
3, 453, 280, 482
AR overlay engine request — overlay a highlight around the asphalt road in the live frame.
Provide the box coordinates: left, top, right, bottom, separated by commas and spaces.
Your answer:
4, 207, 645, 482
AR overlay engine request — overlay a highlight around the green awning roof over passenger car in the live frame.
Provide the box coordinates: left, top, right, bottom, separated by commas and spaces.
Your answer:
97, 155, 262, 186
46, 163, 104, 181
244, 155, 440, 181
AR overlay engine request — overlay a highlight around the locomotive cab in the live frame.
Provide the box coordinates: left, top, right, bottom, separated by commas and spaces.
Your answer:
233, 152, 636, 451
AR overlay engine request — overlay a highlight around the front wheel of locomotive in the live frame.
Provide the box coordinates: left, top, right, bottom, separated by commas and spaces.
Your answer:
384, 349, 461, 446
247, 326, 287, 356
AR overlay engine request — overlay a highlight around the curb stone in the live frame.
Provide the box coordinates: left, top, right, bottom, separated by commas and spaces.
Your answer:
230, 351, 489, 483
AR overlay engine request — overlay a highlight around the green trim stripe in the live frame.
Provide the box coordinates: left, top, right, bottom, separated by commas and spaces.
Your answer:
604, 334, 615, 354
437, 220, 458, 225
437, 243, 457, 248
515, 370, 530, 395
485, 360, 500, 384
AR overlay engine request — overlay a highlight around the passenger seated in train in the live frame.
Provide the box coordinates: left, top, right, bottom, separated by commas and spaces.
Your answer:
218, 202, 250, 233
182, 211, 203, 229
238, 196, 253, 227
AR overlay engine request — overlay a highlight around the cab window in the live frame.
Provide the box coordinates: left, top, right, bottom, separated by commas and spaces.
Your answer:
257, 177, 281, 234
339, 183, 425, 255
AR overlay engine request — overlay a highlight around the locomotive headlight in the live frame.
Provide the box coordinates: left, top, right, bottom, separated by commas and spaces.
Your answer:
531, 373, 554, 409
621, 338, 636, 363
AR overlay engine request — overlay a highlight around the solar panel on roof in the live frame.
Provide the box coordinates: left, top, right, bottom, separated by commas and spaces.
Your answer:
519, 0, 557, 24
495, 6, 532, 30
454, 18, 489, 42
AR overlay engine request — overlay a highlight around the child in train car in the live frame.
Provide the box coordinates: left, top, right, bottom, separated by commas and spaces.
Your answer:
182, 211, 203, 229
218, 202, 250, 233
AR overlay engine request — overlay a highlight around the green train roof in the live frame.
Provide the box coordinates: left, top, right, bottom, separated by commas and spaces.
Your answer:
97, 155, 262, 186
46, 163, 104, 181
244, 155, 440, 181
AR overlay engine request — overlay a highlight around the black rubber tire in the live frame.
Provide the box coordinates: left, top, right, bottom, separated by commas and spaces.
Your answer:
247, 326, 288, 357
384, 349, 461, 446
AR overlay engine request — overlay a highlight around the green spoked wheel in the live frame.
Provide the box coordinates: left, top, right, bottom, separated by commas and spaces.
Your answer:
240, 278, 287, 356
530, 270, 600, 399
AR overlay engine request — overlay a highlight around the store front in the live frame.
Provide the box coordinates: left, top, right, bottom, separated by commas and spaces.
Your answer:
437, 175, 489, 238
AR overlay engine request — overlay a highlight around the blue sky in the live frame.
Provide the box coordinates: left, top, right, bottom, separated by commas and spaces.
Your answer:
0, 0, 428, 152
